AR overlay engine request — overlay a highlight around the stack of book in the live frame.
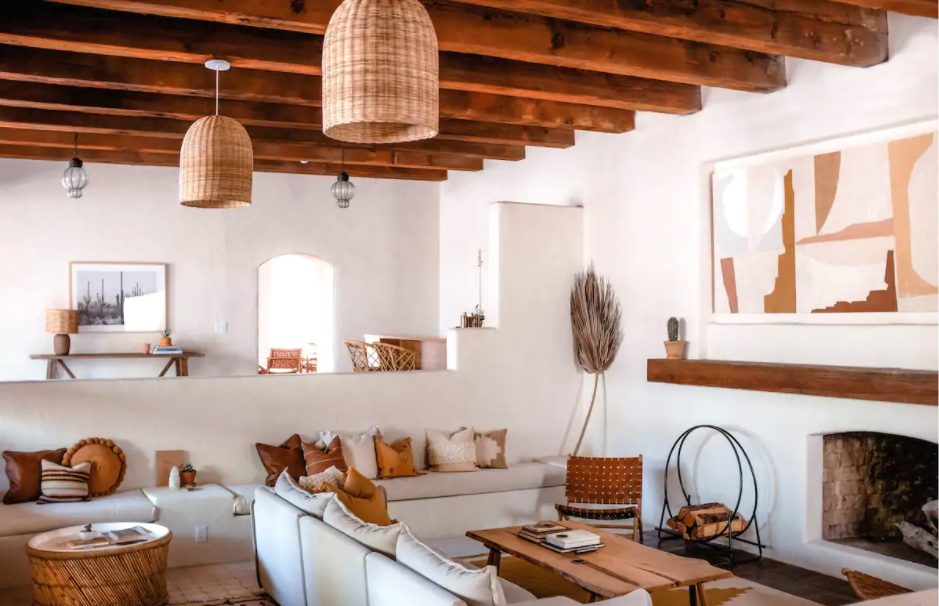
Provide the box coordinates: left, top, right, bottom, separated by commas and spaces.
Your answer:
517, 522, 604, 554
518, 521, 567, 543
151, 345, 183, 355
543, 530, 603, 554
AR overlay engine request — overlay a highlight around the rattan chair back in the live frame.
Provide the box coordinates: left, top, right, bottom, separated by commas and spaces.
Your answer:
372, 342, 417, 371
345, 340, 380, 372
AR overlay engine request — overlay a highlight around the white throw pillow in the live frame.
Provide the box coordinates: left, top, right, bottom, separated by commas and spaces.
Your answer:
396, 526, 506, 606
427, 428, 477, 472
273, 470, 333, 518
320, 427, 381, 479
322, 496, 401, 557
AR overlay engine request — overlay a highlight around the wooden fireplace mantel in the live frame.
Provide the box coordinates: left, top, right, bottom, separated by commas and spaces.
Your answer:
647, 359, 938, 406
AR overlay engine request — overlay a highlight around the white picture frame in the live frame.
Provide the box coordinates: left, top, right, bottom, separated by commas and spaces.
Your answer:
706, 119, 938, 326
70, 261, 168, 333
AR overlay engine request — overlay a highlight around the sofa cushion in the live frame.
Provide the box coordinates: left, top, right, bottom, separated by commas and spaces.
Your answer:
273, 471, 333, 519
376, 462, 565, 502
225, 483, 261, 515
366, 551, 463, 606
396, 526, 506, 606
325, 467, 393, 526
323, 497, 401, 557
2, 449, 66, 504
321, 427, 381, 480
0, 488, 157, 537
256, 434, 306, 487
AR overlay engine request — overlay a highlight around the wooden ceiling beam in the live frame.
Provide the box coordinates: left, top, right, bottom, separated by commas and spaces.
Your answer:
19, 3, 779, 92
0, 127, 483, 171
0, 106, 526, 161
0, 46, 575, 148
0, 77, 627, 135
830, 0, 937, 18
0, 42, 697, 118
0, 144, 449, 181
441, 0, 889, 66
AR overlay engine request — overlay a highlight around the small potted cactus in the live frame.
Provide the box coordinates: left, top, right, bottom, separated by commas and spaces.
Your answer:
179, 463, 197, 487
159, 328, 172, 347
664, 317, 687, 360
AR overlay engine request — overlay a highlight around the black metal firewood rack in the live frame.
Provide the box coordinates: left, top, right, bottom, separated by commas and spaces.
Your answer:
655, 424, 765, 565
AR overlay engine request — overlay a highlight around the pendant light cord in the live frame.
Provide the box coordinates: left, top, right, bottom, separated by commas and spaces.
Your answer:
73, 133, 78, 156
215, 68, 220, 116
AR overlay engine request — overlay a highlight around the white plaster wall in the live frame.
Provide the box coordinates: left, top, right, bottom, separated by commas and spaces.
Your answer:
0, 160, 439, 378
439, 13, 939, 588
0, 202, 584, 486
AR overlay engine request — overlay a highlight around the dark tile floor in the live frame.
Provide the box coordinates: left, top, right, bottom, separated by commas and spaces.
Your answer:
645, 531, 859, 605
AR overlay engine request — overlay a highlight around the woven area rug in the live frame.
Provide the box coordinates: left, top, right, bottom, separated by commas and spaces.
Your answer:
468, 557, 821, 606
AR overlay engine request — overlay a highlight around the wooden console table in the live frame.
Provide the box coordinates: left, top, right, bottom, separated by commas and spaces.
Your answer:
30, 352, 205, 379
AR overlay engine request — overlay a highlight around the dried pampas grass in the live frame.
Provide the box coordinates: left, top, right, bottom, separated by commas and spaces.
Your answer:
570, 265, 622, 454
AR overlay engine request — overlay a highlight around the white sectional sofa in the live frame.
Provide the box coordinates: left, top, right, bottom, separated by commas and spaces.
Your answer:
254, 484, 652, 606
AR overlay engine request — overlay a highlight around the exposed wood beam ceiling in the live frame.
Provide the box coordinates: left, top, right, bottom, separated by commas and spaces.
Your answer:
0, 0, 926, 181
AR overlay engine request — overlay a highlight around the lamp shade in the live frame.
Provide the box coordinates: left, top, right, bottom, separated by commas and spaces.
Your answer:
179, 115, 253, 208
322, 0, 439, 144
46, 309, 79, 334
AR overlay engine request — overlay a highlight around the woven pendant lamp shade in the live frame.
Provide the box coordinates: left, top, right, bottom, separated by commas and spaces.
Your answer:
179, 115, 253, 208
323, 0, 439, 144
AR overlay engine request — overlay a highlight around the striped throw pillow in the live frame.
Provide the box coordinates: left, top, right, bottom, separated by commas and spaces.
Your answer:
37, 459, 91, 503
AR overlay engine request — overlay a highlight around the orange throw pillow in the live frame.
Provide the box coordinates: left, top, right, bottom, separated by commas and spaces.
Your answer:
374, 436, 420, 479
302, 437, 347, 476
325, 467, 393, 526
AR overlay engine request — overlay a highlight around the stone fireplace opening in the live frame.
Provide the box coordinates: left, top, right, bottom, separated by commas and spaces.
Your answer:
822, 432, 938, 567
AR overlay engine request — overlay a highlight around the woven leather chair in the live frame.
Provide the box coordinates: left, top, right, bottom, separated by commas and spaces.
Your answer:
345, 340, 380, 372
372, 342, 417, 371
556, 455, 644, 542
842, 569, 912, 601
262, 348, 303, 374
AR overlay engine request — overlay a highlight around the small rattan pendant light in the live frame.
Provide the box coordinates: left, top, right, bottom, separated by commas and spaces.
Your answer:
322, 0, 439, 144
179, 59, 253, 208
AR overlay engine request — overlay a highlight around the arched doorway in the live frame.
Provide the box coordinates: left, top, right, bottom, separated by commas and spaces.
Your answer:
257, 254, 335, 374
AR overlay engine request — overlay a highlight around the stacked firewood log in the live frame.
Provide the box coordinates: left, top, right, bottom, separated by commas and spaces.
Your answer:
666, 502, 747, 540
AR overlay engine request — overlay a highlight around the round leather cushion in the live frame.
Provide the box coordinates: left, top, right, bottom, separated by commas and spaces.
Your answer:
64, 440, 126, 496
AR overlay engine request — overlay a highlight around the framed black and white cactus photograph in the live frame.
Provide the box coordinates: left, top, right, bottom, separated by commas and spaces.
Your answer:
69, 262, 167, 333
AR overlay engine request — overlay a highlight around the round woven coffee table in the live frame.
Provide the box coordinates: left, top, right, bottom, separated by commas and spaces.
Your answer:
26, 522, 172, 606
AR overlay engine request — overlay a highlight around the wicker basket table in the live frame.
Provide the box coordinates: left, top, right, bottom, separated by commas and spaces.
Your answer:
26, 522, 171, 606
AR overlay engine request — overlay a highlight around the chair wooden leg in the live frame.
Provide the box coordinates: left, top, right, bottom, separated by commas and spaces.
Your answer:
696, 584, 710, 606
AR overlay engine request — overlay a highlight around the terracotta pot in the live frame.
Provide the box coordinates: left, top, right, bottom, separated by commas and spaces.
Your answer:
140, 343, 151, 354
179, 470, 196, 487
664, 340, 687, 360
159, 337, 172, 347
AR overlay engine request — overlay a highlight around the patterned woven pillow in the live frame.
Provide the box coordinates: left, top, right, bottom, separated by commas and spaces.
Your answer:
299, 465, 346, 493
37, 459, 91, 503
427, 428, 477, 472
475, 429, 508, 469
302, 437, 347, 476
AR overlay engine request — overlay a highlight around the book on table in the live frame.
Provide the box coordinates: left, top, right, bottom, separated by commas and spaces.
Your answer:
66, 526, 154, 550
545, 530, 601, 550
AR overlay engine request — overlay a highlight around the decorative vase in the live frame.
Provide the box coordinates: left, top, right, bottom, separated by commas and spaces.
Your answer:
53, 334, 71, 355
664, 340, 688, 360
140, 343, 151, 354
168, 466, 181, 490
180, 469, 197, 487
159, 337, 172, 347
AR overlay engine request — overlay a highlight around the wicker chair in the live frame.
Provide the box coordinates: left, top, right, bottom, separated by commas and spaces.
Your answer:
261, 348, 303, 374
842, 569, 913, 601
372, 342, 417, 372
556, 455, 644, 542
345, 341, 381, 372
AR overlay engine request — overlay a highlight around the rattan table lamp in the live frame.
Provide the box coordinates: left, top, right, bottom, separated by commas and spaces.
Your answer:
45, 309, 79, 355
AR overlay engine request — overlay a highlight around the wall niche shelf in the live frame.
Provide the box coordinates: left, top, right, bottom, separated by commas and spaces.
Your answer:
647, 359, 938, 406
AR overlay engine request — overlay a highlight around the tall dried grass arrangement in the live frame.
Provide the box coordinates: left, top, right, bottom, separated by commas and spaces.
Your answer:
570, 265, 622, 454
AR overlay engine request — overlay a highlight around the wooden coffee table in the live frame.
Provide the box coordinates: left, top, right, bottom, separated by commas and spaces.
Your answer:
26, 522, 172, 606
467, 521, 733, 604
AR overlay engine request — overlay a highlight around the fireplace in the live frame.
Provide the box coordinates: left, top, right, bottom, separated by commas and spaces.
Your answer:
822, 432, 937, 567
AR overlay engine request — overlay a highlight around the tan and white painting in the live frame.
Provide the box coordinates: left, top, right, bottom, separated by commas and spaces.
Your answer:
712, 124, 937, 322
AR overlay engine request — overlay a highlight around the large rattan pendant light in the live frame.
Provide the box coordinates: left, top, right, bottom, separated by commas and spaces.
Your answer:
179, 59, 253, 208
322, 0, 439, 144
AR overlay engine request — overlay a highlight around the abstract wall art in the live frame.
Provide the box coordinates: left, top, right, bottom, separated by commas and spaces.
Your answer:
711, 123, 937, 323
